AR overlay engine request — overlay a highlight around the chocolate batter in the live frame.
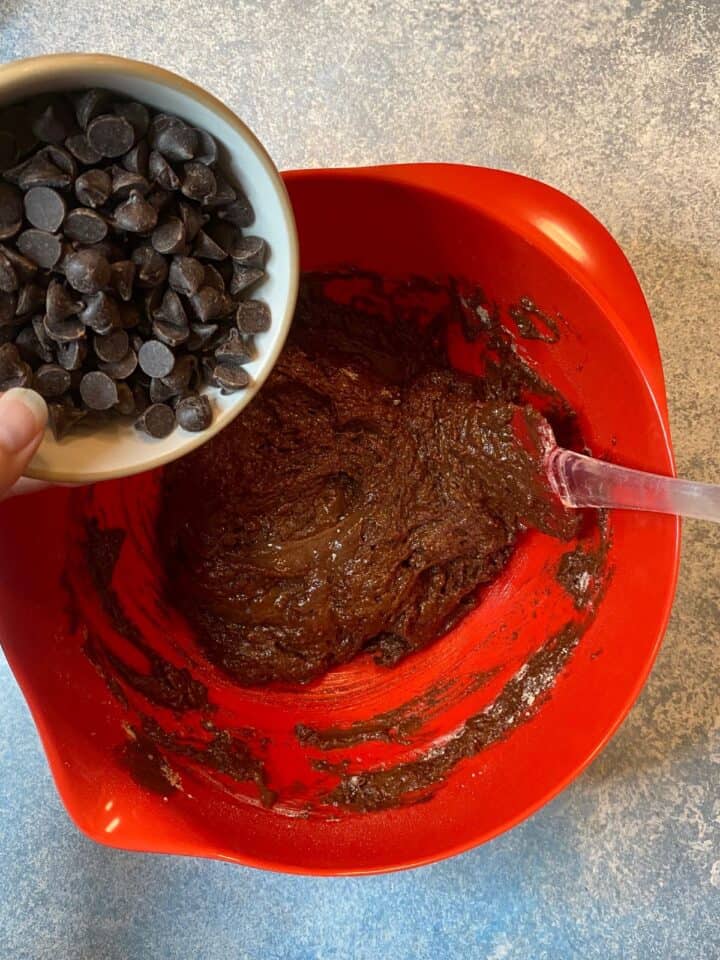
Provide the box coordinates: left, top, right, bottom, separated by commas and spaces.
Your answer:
326, 622, 582, 811
556, 513, 610, 610
158, 272, 579, 686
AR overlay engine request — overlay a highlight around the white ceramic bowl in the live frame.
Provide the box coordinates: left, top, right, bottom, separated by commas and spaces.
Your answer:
0, 53, 299, 483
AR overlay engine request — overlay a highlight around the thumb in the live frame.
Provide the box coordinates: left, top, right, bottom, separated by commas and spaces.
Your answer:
0, 388, 48, 499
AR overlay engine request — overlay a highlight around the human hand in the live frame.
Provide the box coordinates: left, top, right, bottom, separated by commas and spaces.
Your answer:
0, 388, 48, 502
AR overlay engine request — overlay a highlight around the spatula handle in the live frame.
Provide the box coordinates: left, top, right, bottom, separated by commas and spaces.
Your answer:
548, 447, 720, 522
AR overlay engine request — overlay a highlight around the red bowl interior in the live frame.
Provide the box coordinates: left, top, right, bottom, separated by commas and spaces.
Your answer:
0, 164, 679, 874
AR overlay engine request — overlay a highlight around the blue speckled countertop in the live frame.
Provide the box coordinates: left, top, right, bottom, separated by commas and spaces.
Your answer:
2, 2, 720, 957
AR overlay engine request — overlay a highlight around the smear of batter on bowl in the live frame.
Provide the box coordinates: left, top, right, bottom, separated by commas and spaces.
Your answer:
555, 513, 610, 610
325, 620, 583, 811
157, 271, 581, 686
296, 670, 500, 750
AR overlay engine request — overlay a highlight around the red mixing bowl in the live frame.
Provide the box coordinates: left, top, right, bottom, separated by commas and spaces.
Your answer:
0, 164, 680, 874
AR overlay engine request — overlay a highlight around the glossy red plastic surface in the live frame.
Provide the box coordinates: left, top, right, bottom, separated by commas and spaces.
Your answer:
0, 165, 680, 874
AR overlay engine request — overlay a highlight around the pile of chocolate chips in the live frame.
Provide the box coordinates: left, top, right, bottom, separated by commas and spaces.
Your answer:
0, 90, 270, 440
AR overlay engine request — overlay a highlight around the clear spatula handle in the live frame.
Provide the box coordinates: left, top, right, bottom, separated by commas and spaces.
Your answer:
547, 447, 720, 522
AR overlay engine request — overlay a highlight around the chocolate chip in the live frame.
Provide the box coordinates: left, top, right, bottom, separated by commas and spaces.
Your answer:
1, 245, 37, 282
178, 201, 207, 241
0, 343, 31, 390
113, 101, 149, 139
186, 322, 218, 351
148, 150, 180, 190
138, 339, 175, 378
168, 255, 204, 296
64, 208, 108, 244
193, 130, 218, 166
216, 327, 253, 364
142, 285, 164, 325
218, 193, 254, 227
44, 312, 85, 343
176, 393, 212, 431
181, 162, 216, 203
56, 338, 87, 371
189, 286, 226, 322
87, 114, 135, 158
231, 235, 267, 268
80, 370, 118, 409
95, 328, 129, 363
149, 376, 176, 403
161, 354, 196, 394
114, 380, 136, 416
147, 113, 173, 141
213, 361, 250, 391
230, 264, 263, 295
122, 140, 149, 176
0, 183, 22, 239
151, 118, 197, 162
32, 101, 74, 145
153, 287, 187, 328
111, 168, 151, 199
17, 229, 62, 269
74, 89, 114, 130
193, 230, 226, 261
41, 144, 77, 178
34, 362, 71, 398
202, 263, 225, 291
0, 291, 16, 325
99, 348, 138, 380
0, 250, 17, 292
48, 398, 86, 440
219, 293, 236, 317
110, 260, 135, 301
48, 397, 86, 440
34, 314, 57, 354
152, 318, 189, 348
33, 314, 57, 351
65, 133, 102, 165
78, 292, 119, 336
152, 217, 185, 255
15, 282, 45, 316
46, 279, 82, 323
203, 176, 237, 211
6, 153, 72, 190
236, 299, 271, 334
198, 355, 215, 386
84, 240, 121, 264
15, 325, 53, 365
208, 221, 242, 257
146, 187, 174, 214
30, 313, 57, 354
114, 190, 158, 233
131, 245, 167, 287
23, 186, 66, 233
75, 168, 112, 208
64, 248, 111, 294
135, 402, 175, 438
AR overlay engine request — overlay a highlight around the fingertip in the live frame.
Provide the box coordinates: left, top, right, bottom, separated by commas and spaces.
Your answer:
0, 388, 48, 453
